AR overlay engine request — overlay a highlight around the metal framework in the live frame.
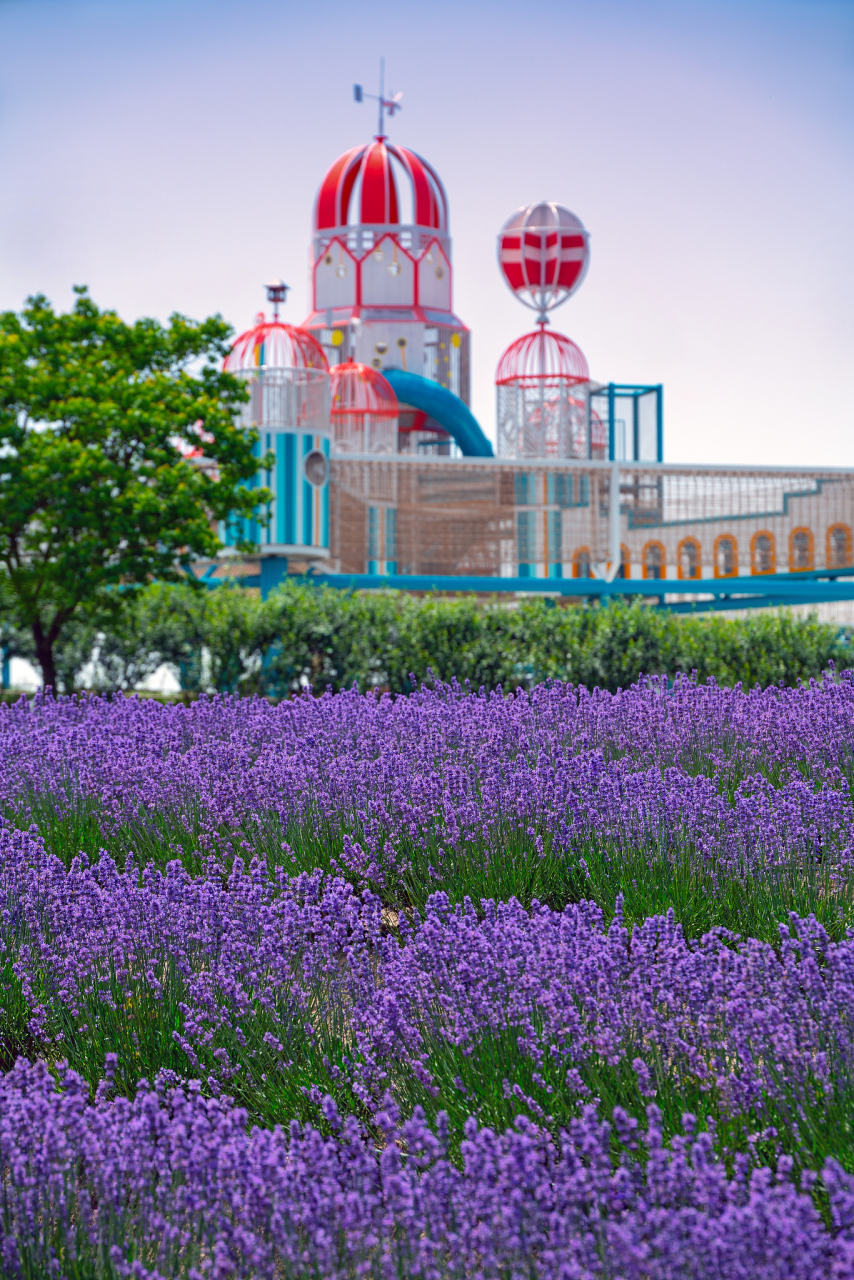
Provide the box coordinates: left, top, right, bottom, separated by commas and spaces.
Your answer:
589, 384, 664, 463
319, 455, 854, 599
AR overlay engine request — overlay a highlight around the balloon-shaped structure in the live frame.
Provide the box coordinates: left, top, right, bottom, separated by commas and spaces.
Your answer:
497, 202, 590, 322
330, 361, 399, 454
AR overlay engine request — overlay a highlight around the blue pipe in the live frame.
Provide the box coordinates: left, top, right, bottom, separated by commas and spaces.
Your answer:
383, 369, 493, 457
307, 572, 854, 604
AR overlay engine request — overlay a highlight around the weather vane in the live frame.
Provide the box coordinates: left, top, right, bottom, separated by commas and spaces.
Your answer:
353, 57, 402, 140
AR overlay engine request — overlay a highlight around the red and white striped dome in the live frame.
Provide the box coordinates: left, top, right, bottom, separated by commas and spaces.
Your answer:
225, 315, 328, 372
314, 141, 448, 232
496, 329, 590, 386
330, 361, 399, 418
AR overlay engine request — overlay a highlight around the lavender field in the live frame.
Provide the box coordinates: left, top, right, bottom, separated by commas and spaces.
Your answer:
2, 674, 854, 1277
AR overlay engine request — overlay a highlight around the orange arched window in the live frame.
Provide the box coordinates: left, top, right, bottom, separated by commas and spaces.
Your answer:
615, 544, 631, 580
827, 524, 853, 569
789, 527, 814, 572
751, 531, 775, 576
714, 534, 738, 579
642, 541, 665, 580
572, 546, 593, 579
677, 538, 701, 580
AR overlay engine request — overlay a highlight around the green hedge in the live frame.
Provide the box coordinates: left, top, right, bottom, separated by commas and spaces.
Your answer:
8, 580, 848, 696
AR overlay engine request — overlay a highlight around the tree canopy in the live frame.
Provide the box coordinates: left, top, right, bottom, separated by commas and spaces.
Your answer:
0, 287, 269, 689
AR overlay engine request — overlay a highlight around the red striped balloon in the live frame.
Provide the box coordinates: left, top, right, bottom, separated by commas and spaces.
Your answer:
497, 202, 590, 318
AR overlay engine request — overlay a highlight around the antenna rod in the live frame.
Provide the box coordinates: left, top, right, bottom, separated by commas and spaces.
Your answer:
353, 60, 400, 138
378, 56, 384, 137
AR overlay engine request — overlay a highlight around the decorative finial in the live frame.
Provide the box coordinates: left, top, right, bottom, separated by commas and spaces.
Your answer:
265, 278, 289, 321
353, 57, 403, 140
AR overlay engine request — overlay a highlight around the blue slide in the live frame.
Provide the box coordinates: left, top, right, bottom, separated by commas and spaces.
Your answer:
383, 369, 494, 457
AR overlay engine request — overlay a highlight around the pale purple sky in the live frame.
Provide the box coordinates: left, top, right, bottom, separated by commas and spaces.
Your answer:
1, 0, 852, 464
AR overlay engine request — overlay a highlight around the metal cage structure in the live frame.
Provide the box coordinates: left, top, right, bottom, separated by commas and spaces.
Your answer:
223, 316, 331, 557
496, 329, 590, 459
589, 384, 664, 463
330, 360, 399, 455
321, 456, 854, 599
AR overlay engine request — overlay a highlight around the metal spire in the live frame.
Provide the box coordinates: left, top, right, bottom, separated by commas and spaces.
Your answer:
353, 58, 403, 140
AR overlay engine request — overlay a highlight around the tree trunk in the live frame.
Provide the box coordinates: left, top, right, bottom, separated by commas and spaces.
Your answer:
32, 620, 57, 693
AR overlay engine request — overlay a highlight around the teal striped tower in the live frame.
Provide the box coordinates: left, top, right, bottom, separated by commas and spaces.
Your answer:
222, 286, 331, 565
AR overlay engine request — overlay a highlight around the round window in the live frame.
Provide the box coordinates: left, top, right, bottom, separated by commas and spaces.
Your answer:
304, 450, 328, 487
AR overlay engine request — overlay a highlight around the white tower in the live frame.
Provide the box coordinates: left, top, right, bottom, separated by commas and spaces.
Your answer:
302, 126, 470, 420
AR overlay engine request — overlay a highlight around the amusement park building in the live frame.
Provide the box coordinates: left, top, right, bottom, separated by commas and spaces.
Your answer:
218, 124, 854, 610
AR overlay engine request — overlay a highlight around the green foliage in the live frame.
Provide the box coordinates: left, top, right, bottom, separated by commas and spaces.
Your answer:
31, 578, 850, 696
0, 288, 271, 689
249, 583, 849, 696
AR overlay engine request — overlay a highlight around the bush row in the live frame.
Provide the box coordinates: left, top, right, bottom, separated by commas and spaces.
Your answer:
3, 580, 849, 696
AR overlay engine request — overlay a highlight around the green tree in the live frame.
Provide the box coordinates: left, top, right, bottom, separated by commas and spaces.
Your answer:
0, 288, 269, 689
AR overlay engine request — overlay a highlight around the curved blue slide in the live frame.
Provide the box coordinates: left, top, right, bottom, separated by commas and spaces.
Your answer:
383, 369, 494, 458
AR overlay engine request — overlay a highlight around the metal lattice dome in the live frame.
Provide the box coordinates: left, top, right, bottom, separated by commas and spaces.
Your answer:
330, 361, 398, 454
225, 316, 328, 373
496, 329, 591, 460
331, 360, 398, 415
496, 328, 590, 386
223, 314, 330, 441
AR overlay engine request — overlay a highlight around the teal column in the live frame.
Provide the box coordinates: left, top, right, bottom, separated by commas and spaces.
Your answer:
302, 434, 313, 546
322, 437, 330, 548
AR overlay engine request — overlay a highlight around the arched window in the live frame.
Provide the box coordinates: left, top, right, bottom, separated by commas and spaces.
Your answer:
677, 538, 701, 580
642, 541, 665, 580
714, 534, 738, 579
789, 527, 814, 572
615, 544, 630, 579
572, 546, 592, 579
751, 531, 775, 575
827, 524, 852, 569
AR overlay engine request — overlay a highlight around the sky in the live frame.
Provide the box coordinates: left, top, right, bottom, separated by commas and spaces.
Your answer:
0, 0, 852, 466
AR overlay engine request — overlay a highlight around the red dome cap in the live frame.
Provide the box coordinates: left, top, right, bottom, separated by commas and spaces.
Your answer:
496, 329, 589, 386
314, 141, 448, 232
330, 361, 399, 417
225, 316, 328, 372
